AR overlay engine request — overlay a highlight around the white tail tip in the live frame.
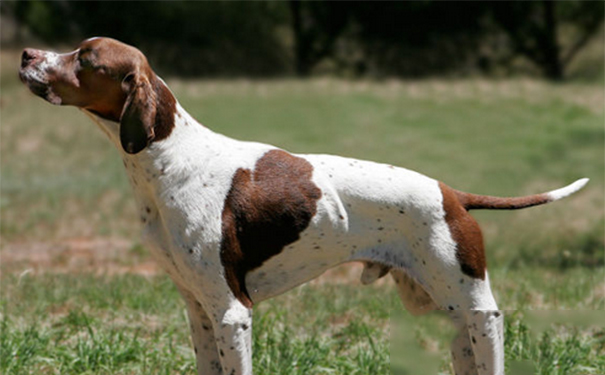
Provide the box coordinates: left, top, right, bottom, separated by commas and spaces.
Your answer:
548, 178, 589, 201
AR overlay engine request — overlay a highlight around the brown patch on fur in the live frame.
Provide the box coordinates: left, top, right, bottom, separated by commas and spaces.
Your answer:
150, 77, 176, 142
455, 189, 551, 210
221, 150, 322, 307
439, 182, 486, 280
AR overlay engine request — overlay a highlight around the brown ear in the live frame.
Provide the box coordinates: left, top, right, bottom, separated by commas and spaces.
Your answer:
120, 72, 156, 154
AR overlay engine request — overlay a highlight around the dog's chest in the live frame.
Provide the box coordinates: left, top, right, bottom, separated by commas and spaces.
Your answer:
123, 133, 277, 286
123, 164, 215, 283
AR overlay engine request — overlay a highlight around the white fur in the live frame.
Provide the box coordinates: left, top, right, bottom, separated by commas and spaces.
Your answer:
86, 98, 506, 375
547, 178, 589, 201
21, 50, 68, 105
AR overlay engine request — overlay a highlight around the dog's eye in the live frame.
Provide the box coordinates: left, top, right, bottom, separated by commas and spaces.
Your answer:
123, 73, 135, 83
78, 56, 93, 69
77, 48, 95, 69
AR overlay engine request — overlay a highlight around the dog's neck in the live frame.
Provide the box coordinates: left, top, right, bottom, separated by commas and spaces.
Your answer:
83, 101, 220, 167
82, 102, 228, 214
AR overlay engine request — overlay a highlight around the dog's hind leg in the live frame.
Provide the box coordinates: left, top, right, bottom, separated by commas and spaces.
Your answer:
430, 184, 505, 374
449, 310, 478, 375
438, 276, 505, 375
464, 308, 505, 375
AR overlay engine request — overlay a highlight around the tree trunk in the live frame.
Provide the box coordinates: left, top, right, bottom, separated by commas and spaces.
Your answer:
289, 0, 311, 76
540, 1, 564, 80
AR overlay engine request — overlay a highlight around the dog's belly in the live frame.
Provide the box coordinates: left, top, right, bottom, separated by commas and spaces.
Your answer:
245, 223, 352, 303
245, 213, 433, 303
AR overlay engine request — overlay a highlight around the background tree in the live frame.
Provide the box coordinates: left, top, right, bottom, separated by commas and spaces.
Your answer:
3, 0, 602, 80
6, 1, 289, 77
342, 2, 493, 77
289, 1, 350, 76
490, 1, 603, 80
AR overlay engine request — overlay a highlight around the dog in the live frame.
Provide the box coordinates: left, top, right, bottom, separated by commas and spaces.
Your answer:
20, 37, 588, 375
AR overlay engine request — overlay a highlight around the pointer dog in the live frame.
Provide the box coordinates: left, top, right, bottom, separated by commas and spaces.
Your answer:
20, 37, 588, 375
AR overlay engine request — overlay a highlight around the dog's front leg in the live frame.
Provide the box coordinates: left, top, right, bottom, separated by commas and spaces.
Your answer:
177, 286, 224, 375
206, 300, 254, 375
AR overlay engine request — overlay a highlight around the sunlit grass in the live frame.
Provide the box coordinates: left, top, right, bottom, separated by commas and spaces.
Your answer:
1, 273, 391, 375
391, 310, 605, 375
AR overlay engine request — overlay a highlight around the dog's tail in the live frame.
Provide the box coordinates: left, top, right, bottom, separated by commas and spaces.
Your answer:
454, 178, 589, 211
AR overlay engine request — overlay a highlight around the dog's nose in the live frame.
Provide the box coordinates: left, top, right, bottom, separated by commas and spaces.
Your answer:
21, 48, 42, 68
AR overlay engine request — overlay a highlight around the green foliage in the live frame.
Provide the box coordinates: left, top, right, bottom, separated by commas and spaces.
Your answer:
489, 2, 604, 80
7, 1, 289, 77
505, 313, 605, 375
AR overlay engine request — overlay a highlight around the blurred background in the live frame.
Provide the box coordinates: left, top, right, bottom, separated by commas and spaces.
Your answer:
1, 2, 604, 375
2, 1, 604, 80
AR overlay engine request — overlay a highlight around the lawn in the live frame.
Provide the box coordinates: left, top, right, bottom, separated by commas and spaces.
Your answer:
1, 49, 604, 374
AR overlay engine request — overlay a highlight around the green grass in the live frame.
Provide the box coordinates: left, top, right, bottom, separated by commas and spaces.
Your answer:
391, 310, 605, 375
1, 273, 391, 375
1, 49, 604, 374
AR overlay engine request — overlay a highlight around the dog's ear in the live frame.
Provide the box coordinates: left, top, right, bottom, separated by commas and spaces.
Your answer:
119, 72, 156, 154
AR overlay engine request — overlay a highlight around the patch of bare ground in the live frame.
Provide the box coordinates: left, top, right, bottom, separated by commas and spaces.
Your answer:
0, 237, 159, 276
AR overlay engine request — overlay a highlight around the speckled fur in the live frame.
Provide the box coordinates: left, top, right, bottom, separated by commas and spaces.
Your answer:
81, 104, 508, 375
20, 38, 588, 375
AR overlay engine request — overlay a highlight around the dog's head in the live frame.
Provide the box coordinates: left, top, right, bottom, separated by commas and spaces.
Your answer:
19, 37, 174, 154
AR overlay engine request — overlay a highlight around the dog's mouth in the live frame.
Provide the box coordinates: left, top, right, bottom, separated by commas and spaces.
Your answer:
19, 69, 62, 105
